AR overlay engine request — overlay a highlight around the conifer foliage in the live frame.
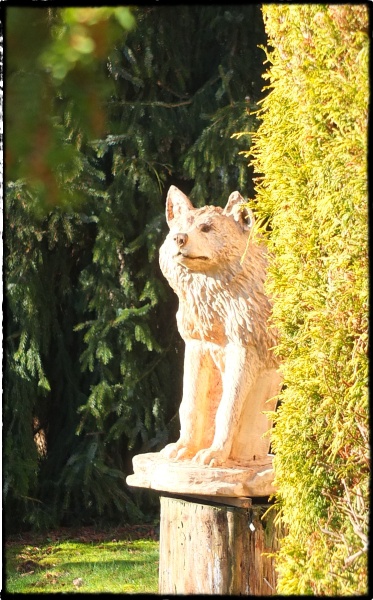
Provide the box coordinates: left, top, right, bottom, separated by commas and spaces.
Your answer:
4, 6, 266, 530
240, 5, 369, 594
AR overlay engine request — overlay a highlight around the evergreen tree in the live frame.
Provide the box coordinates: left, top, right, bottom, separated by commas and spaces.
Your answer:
4, 5, 267, 530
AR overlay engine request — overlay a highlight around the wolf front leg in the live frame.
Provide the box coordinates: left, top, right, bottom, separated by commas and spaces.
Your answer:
160, 339, 218, 460
193, 344, 261, 467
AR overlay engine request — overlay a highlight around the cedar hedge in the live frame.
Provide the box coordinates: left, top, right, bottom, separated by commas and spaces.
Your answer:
237, 5, 369, 594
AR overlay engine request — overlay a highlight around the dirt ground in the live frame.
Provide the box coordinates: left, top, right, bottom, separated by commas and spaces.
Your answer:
5, 523, 159, 548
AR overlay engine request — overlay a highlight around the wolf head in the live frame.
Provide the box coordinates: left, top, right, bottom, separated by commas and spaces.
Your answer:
161, 186, 254, 275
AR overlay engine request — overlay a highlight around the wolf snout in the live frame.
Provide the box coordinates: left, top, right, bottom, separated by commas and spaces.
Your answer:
174, 233, 188, 247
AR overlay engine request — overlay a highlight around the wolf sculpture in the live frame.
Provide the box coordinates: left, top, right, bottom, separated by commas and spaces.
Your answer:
159, 186, 281, 468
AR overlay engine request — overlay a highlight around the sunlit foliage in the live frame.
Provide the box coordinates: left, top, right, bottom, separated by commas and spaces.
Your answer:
237, 4, 369, 594
5, 7, 135, 212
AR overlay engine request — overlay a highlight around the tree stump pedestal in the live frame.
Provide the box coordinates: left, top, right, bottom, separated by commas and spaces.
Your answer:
158, 493, 281, 595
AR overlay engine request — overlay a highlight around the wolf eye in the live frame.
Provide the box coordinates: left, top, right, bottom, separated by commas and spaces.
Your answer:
200, 223, 212, 233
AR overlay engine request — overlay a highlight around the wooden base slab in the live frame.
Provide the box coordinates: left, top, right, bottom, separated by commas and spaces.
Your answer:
126, 451, 276, 498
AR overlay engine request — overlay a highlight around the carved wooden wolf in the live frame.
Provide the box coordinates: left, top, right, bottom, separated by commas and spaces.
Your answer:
159, 186, 281, 468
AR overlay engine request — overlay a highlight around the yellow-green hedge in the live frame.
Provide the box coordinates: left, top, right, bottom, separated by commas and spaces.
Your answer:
239, 5, 368, 595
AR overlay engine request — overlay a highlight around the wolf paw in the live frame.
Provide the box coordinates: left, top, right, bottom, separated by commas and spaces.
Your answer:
160, 441, 194, 460
192, 447, 228, 467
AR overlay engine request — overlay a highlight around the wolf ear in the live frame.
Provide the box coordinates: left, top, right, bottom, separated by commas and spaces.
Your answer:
223, 191, 254, 231
166, 186, 194, 226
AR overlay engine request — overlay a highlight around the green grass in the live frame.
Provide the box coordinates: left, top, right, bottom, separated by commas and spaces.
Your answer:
6, 534, 159, 593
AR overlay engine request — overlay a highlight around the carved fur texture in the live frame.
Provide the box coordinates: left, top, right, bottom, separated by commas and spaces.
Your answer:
159, 186, 281, 467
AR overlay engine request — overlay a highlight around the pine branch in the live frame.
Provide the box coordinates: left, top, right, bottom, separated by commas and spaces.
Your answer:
109, 99, 192, 108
